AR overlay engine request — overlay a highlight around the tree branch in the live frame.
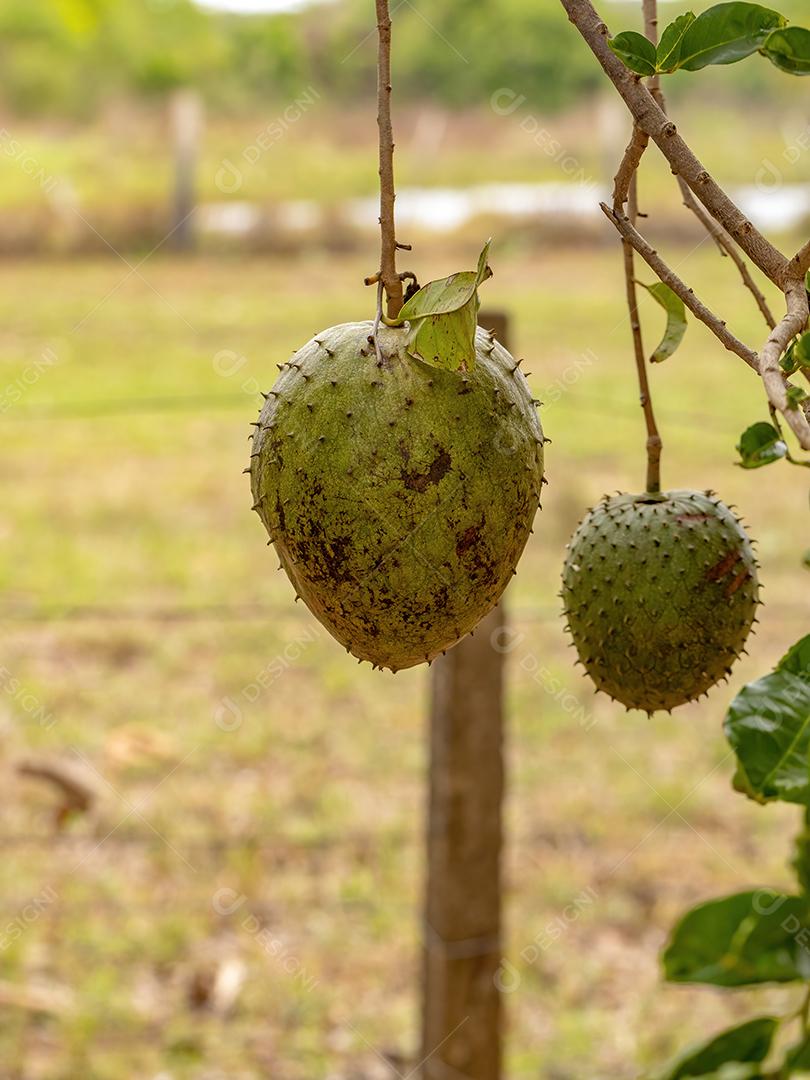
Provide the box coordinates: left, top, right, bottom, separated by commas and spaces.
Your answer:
612, 124, 648, 212
759, 281, 810, 450
375, 0, 403, 319
560, 0, 790, 288
789, 239, 810, 282
601, 203, 760, 370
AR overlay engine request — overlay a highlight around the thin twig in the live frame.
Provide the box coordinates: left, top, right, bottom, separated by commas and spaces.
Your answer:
602, 203, 760, 370
375, 0, 403, 320
372, 278, 385, 365
625, 170, 662, 492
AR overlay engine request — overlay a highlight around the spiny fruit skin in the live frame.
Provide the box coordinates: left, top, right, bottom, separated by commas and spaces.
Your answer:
249, 321, 545, 671
561, 490, 759, 713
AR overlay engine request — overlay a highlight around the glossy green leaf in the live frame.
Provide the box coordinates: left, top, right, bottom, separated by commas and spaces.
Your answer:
677, 2, 787, 71
781, 341, 799, 376
778, 635, 810, 682
608, 31, 658, 76
786, 385, 809, 408
652, 1017, 778, 1080
762, 26, 810, 75
657, 12, 698, 71
398, 240, 492, 372
724, 670, 810, 805
795, 332, 810, 368
736, 422, 787, 468
663, 890, 810, 985
639, 281, 688, 362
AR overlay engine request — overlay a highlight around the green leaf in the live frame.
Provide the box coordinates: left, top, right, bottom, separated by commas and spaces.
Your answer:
784, 1035, 810, 1071
639, 281, 688, 362
397, 240, 492, 372
778, 635, 810, 682
677, 2, 787, 71
664, 890, 810, 986
787, 385, 809, 408
735, 422, 787, 468
608, 31, 658, 76
796, 332, 810, 368
724, 670, 810, 805
652, 1017, 778, 1080
781, 341, 799, 376
762, 26, 810, 75
689, 1068, 766, 1079
657, 12, 698, 71
397, 241, 491, 322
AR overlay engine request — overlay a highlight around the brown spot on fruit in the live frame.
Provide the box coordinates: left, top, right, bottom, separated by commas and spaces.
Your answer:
675, 512, 712, 524
705, 550, 742, 582
725, 568, 751, 597
456, 525, 480, 556
401, 448, 451, 493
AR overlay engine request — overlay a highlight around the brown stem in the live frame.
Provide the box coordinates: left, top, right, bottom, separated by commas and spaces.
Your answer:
624, 172, 662, 493
612, 124, 648, 211
614, 0, 662, 495
375, 0, 403, 319
790, 239, 810, 281
760, 282, 810, 450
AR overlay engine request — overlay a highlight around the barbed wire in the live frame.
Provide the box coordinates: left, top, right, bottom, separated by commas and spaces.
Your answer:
0, 389, 742, 437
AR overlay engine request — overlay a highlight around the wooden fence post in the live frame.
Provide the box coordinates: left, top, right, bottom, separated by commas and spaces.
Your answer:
421, 311, 510, 1080
169, 87, 202, 252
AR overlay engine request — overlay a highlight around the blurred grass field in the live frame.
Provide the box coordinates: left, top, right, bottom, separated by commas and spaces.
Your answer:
0, 236, 807, 1079
1, 101, 809, 212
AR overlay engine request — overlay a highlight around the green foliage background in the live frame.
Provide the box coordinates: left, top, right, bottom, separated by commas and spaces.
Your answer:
1, 0, 806, 118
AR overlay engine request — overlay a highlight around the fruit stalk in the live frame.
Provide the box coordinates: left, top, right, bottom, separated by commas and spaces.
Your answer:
375, 0, 404, 320
616, 0, 663, 494
623, 176, 662, 494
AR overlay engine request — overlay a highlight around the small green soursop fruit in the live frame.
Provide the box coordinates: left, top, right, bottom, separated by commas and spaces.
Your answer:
249, 321, 544, 671
561, 490, 759, 713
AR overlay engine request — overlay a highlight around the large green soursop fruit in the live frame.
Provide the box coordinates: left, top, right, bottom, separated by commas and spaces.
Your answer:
249, 321, 544, 671
561, 490, 759, 712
